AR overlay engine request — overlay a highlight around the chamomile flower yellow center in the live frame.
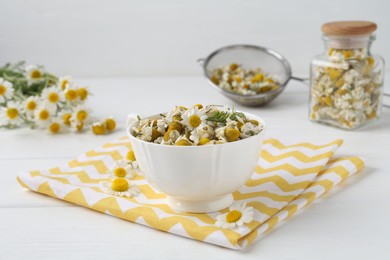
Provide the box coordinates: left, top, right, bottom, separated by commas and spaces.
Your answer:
63, 113, 72, 125
75, 122, 84, 132
77, 88, 88, 100
225, 127, 240, 142
111, 178, 129, 192
30, 69, 42, 79
126, 150, 136, 161
92, 123, 106, 135
251, 73, 264, 83
77, 110, 87, 121
175, 139, 191, 146
39, 110, 50, 120
189, 114, 201, 128
105, 118, 116, 131
49, 123, 60, 133
343, 50, 353, 59
0, 85, 5, 96
168, 121, 182, 133
367, 56, 375, 65
199, 137, 210, 145
48, 92, 59, 103
248, 119, 259, 126
114, 167, 126, 177
61, 80, 69, 90
26, 101, 37, 110
65, 89, 77, 101
151, 128, 161, 141
226, 210, 242, 223
7, 108, 18, 119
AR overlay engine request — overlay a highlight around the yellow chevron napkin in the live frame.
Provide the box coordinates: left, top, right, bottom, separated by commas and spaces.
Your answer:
17, 137, 364, 250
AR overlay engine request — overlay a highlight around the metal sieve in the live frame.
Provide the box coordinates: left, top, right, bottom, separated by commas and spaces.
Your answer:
198, 44, 308, 107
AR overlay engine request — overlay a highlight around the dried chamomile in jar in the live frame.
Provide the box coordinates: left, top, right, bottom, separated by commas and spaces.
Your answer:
309, 21, 384, 129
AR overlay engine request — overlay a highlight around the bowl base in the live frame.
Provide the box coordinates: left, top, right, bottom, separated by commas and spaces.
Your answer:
167, 194, 233, 213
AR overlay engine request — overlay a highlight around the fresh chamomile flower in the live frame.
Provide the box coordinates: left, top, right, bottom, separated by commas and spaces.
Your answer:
104, 116, 116, 131
21, 96, 40, 118
34, 105, 54, 127
126, 150, 136, 162
76, 86, 90, 101
215, 203, 254, 229
70, 119, 84, 132
59, 110, 72, 126
100, 178, 140, 198
91, 121, 106, 135
47, 117, 63, 134
72, 105, 91, 123
181, 106, 207, 129
125, 150, 139, 169
0, 101, 23, 126
0, 78, 14, 103
64, 85, 80, 102
25, 65, 45, 83
58, 76, 72, 90
41, 86, 64, 110
109, 159, 135, 179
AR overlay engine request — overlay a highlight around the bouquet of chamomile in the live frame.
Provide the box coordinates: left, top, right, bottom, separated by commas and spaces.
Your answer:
0, 62, 115, 135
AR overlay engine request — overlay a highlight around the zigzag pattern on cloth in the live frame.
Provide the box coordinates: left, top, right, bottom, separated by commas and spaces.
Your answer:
17, 137, 364, 250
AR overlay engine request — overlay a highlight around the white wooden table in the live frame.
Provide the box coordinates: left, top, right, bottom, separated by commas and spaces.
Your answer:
1, 76, 390, 260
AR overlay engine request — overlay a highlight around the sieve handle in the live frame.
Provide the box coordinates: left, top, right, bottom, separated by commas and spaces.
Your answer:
197, 58, 205, 66
290, 76, 310, 84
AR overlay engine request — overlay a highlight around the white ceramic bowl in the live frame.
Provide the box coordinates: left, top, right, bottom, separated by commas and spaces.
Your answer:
126, 111, 265, 213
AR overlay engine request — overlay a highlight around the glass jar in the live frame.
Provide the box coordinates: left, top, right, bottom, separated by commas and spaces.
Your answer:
309, 21, 384, 130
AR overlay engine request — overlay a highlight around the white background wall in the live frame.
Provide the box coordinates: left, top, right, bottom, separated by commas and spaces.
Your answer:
1, 0, 389, 78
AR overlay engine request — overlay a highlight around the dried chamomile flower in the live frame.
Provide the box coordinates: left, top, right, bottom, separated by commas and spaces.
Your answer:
209, 64, 280, 96
310, 47, 382, 129
131, 105, 263, 146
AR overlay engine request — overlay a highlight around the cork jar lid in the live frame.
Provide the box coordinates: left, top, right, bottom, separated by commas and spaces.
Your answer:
321, 21, 377, 36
